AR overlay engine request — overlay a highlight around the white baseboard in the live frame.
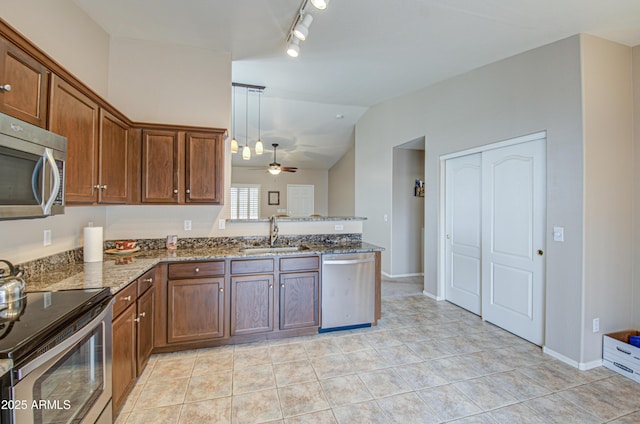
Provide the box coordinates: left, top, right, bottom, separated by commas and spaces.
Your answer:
382, 271, 424, 279
542, 347, 603, 370
422, 290, 445, 301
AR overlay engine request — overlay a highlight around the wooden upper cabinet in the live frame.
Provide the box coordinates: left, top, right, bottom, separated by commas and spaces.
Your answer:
185, 131, 224, 204
99, 110, 129, 204
49, 75, 99, 204
0, 36, 49, 127
141, 129, 180, 203
140, 129, 225, 205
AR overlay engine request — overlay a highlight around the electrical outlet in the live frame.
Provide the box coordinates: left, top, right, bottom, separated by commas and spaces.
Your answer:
593, 318, 600, 333
43, 229, 51, 246
334, 224, 344, 231
184, 220, 192, 231
218, 219, 226, 230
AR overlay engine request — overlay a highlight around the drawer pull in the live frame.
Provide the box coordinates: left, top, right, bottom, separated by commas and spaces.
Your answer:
0, 84, 11, 92
617, 346, 632, 355
194, 267, 200, 273
134, 317, 140, 323
121, 295, 132, 301
139, 312, 146, 318
142, 278, 153, 283
280, 284, 285, 288
219, 288, 224, 293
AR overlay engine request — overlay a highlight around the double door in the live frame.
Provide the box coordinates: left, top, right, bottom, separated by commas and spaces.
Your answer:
444, 136, 546, 345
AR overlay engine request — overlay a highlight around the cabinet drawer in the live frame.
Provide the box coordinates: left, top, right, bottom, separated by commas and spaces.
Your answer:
137, 268, 156, 296
113, 283, 137, 318
280, 256, 320, 272
230, 258, 274, 275
168, 261, 225, 279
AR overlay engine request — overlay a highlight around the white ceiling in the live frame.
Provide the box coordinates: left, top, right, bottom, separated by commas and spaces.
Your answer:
73, 0, 640, 170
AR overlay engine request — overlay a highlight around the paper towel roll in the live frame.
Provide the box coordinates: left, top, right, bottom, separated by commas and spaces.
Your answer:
84, 227, 103, 263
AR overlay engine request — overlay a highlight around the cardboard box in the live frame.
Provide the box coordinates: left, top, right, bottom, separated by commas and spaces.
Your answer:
603, 330, 640, 383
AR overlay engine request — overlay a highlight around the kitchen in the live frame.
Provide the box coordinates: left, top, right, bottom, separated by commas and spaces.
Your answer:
1, 0, 640, 423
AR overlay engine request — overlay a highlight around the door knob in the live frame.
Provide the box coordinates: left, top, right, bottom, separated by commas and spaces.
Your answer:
537, 249, 544, 256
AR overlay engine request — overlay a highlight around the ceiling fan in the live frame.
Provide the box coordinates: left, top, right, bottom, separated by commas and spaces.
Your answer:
267, 143, 297, 175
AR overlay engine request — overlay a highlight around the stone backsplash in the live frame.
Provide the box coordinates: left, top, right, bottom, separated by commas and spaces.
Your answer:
17, 234, 362, 278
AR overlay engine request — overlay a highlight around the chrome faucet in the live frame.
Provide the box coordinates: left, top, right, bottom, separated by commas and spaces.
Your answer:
269, 215, 279, 247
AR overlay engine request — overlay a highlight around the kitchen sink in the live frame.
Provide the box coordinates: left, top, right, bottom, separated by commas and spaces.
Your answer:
240, 245, 309, 254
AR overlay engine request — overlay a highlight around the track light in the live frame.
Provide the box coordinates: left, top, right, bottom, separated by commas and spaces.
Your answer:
286, 38, 300, 58
310, 0, 329, 10
285, 0, 329, 57
293, 14, 313, 41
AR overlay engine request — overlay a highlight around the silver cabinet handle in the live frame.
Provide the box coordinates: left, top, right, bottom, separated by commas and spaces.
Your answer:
134, 317, 140, 323
93, 185, 107, 190
194, 267, 200, 273
186, 189, 191, 194
219, 287, 224, 292
142, 278, 153, 283
139, 312, 146, 318
280, 283, 285, 288
121, 295, 132, 301
173, 189, 178, 194
0, 84, 11, 92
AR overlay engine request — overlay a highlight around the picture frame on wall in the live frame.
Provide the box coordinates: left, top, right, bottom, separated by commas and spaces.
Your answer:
268, 191, 280, 205
415, 179, 425, 197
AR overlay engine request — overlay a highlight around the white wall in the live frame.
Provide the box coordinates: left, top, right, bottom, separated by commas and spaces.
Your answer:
581, 35, 634, 364
232, 167, 328, 217
391, 147, 424, 276
107, 37, 230, 128
634, 45, 640, 328
328, 143, 356, 216
0, 0, 110, 96
356, 36, 586, 363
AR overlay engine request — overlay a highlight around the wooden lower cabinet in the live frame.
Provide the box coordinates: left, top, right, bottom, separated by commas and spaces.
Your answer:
112, 269, 156, 416
112, 303, 136, 415
230, 274, 275, 336
279, 271, 319, 330
136, 287, 154, 372
167, 277, 225, 343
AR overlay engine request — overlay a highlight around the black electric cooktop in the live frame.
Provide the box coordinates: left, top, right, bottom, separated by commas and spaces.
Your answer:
0, 288, 111, 366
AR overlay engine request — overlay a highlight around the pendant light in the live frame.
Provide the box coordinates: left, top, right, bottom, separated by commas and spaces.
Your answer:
230, 85, 238, 154
255, 90, 264, 155
242, 86, 251, 160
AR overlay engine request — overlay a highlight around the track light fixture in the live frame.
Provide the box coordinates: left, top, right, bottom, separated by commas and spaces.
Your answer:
293, 13, 313, 41
310, 0, 330, 10
285, 0, 329, 57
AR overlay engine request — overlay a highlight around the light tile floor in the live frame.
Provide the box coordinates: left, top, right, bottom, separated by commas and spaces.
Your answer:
116, 278, 640, 423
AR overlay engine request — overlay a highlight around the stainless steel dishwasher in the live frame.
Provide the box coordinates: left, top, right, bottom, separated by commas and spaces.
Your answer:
320, 252, 376, 332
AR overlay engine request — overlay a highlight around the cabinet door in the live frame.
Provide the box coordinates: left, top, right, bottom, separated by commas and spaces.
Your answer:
98, 110, 129, 204
231, 274, 274, 336
185, 131, 223, 204
112, 303, 137, 415
136, 286, 155, 374
0, 37, 49, 128
167, 277, 225, 343
49, 75, 99, 204
141, 129, 180, 203
279, 272, 319, 330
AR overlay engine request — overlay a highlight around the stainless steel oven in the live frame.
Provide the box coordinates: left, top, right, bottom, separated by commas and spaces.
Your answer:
0, 111, 66, 220
0, 289, 112, 424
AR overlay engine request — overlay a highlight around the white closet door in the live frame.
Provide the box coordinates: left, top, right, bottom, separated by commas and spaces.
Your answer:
481, 138, 546, 345
445, 153, 482, 315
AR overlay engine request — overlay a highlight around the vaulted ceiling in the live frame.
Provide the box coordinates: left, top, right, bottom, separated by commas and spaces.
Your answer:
74, 0, 640, 169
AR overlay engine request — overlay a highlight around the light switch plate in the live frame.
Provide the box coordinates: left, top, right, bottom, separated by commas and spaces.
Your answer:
184, 220, 192, 231
43, 229, 51, 246
553, 226, 564, 242
218, 219, 225, 230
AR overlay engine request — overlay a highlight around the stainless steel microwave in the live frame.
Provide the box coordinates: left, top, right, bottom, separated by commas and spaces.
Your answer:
0, 112, 66, 220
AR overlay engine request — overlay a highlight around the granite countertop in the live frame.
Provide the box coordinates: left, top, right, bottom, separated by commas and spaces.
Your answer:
25, 242, 383, 294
